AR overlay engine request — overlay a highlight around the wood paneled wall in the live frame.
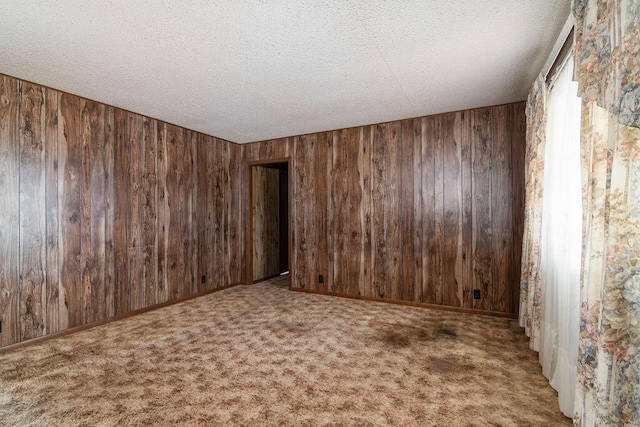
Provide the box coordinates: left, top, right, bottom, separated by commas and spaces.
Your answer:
242, 102, 525, 315
252, 166, 281, 280
0, 74, 242, 348
0, 70, 524, 349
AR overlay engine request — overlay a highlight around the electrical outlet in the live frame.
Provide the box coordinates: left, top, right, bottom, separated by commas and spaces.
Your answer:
201, 275, 206, 284
0, 320, 2, 334
318, 274, 324, 283
473, 289, 481, 299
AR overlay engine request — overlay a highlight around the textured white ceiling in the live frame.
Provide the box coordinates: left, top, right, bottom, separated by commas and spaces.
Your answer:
0, 0, 570, 143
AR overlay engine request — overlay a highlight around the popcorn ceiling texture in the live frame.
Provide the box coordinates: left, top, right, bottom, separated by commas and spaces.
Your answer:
0, 277, 569, 425
0, 1, 570, 143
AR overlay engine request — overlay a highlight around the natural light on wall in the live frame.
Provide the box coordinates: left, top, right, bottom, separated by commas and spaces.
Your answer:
539, 55, 582, 417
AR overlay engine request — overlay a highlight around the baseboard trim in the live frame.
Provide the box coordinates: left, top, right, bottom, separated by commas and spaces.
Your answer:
0, 282, 242, 354
291, 288, 518, 319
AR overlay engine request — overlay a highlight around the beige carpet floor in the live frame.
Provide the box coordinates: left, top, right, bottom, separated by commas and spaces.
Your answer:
0, 276, 569, 426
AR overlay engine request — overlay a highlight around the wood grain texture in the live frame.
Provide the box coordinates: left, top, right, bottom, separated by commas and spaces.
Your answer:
471, 108, 494, 311
213, 137, 225, 288
399, 119, 415, 302
228, 141, 241, 285
460, 111, 474, 309
510, 104, 526, 313
187, 131, 198, 296
156, 122, 169, 304
127, 113, 144, 310
45, 88, 60, 333
19, 82, 47, 340
0, 70, 525, 349
293, 135, 313, 289
59, 92, 83, 328
0, 76, 20, 346
252, 166, 280, 281
165, 124, 185, 300
421, 115, 438, 305
142, 117, 158, 304
441, 112, 461, 307
83, 99, 107, 323
316, 132, 331, 293
244, 102, 526, 316
0, 74, 242, 348
113, 109, 129, 316
371, 124, 388, 299
104, 106, 115, 318
197, 134, 211, 292
491, 105, 513, 313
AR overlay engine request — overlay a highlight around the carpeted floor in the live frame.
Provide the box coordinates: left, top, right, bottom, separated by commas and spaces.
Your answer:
0, 276, 570, 426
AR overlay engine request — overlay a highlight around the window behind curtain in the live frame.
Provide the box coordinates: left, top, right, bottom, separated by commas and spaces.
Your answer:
539, 55, 582, 417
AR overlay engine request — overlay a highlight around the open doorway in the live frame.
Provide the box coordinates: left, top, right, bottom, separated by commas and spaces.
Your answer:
247, 159, 291, 287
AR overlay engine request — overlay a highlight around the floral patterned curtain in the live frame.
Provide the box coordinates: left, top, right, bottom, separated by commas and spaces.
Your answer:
572, 0, 640, 425
519, 74, 547, 352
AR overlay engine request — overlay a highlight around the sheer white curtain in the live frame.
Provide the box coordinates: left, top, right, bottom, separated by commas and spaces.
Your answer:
538, 55, 582, 417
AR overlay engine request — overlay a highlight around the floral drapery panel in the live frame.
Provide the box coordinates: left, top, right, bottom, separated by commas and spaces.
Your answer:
574, 102, 640, 426
572, 0, 640, 425
519, 75, 547, 352
520, 0, 639, 424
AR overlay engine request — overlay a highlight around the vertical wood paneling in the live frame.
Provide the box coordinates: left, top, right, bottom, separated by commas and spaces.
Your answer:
333, 129, 362, 294
421, 116, 437, 304
359, 127, 372, 298
165, 124, 182, 300
228, 141, 241, 285
511, 102, 526, 313
156, 122, 168, 304
294, 136, 313, 288
143, 117, 158, 304
472, 108, 494, 311
410, 118, 423, 303
0, 74, 244, 348
332, 128, 365, 296
223, 140, 231, 286
127, 113, 144, 310
316, 132, 331, 293
371, 124, 387, 299
386, 122, 402, 300
331, 131, 345, 293
205, 136, 216, 289
58, 93, 82, 328
244, 103, 525, 316
197, 135, 210, 292
19, 82, 47, 340
400, 119, 416, 301
442, 112, 462, 307
213, 138, 225, 287
79, 100, 91, 324
433, 116, 445, 306
113, 109, 129, 315
351, 128, 366, 296
0, 76, 20, 346
104, 106, 115, 318
187, 131, 198, 295
1, 71, 526, 348
45, 89, 60, 333
460, 111, 474, 308
491, 105, 513, 313
82, 99, 106, 323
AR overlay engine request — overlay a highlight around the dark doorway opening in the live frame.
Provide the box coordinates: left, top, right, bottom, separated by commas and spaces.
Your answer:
247, 159, 290, 287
